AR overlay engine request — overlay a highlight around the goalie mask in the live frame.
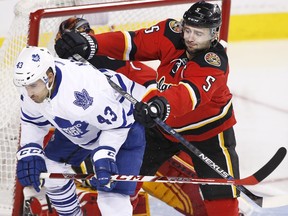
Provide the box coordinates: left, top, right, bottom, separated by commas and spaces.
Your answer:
14, 46, 56, 87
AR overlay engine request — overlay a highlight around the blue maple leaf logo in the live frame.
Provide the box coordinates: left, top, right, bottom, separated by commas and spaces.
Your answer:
73, 89, 93, 110
54, 116, 89, 138
32, 54, 40, 62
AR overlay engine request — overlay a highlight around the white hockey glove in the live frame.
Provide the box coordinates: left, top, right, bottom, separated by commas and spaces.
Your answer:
90, 146, 118, 192
16, 143, 47, 192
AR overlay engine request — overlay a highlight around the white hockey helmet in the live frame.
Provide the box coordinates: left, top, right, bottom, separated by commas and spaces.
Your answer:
14, 46, 56, 87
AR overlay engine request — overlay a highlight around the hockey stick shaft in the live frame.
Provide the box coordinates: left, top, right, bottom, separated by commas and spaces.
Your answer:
38, 173, 262, 185
72, 54, 287, 207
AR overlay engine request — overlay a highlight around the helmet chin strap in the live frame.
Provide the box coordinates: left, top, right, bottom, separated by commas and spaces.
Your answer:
210, 28, 220, 47
42, 69, 56, 100
210, 36, 219, 47
46, 77, 55, 100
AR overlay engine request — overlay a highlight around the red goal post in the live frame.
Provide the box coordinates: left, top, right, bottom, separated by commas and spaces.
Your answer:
0, 0, 231, 215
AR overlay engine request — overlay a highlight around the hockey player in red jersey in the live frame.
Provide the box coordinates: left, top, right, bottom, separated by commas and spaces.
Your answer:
55, 1, 240, 215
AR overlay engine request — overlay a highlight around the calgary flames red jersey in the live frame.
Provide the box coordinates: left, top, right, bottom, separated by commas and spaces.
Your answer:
95, 19, 236, 142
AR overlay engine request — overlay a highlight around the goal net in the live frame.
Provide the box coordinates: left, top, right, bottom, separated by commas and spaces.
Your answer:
0, 0, 229, 215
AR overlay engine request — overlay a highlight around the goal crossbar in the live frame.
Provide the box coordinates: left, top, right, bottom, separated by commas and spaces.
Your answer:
28, 0, 231, 46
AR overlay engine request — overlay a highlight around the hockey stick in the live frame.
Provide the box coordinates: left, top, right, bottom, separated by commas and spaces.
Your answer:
72, 54, 286, 207
105, 70, 287, 207
39, 152, 284, 185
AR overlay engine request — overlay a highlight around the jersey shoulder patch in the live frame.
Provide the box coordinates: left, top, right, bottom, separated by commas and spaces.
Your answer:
204, 52, 221, 67
164, 19, 185, 50
168, 20, 182, 33
192, 44, 228, 72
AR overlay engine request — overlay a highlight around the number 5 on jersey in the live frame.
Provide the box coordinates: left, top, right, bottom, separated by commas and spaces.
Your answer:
203, 75, 216, 92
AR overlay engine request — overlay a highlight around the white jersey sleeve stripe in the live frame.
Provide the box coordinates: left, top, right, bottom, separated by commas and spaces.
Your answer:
21, 108, 44, 120
21, 118, 51, 127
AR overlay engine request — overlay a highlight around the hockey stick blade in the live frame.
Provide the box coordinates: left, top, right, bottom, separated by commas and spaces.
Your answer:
235, 147, 286, 207
248, 147, 286, 183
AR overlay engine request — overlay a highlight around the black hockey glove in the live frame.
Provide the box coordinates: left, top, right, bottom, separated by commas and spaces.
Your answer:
54, 31, 97, 60
133, 96, 170, 128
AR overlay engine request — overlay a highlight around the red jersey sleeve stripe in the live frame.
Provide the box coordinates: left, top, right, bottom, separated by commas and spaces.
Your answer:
122, 31, 132, 60
179, 80, 201, 110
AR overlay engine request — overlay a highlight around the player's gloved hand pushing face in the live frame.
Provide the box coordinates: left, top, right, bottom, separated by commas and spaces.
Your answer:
54, 17, 98, 60
90, 146, 118, 192
55, 30, 98, 60
133, 96, 170, 128
16, 143, 47, 192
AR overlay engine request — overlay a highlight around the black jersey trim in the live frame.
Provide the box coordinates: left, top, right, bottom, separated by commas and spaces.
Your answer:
128, 31, 137, 60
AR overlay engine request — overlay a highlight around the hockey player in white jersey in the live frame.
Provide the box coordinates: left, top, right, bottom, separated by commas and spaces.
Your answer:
14, 46, 146, 216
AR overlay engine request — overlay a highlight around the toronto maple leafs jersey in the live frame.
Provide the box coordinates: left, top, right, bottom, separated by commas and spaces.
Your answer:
19, 58, 146, 153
